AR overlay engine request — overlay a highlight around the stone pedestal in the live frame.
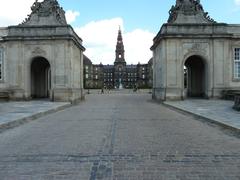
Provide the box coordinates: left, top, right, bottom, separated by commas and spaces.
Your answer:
233, 95, 240, 111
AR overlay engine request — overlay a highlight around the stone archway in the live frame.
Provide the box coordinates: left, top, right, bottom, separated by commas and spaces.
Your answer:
31, 57, 51, 99
184, 55, 206, 98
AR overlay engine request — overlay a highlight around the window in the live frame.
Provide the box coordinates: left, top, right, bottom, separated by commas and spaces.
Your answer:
85, 74, 89, 79
234, 48, 240, 79
142, 74, 145, 79
0, 48, 3, 80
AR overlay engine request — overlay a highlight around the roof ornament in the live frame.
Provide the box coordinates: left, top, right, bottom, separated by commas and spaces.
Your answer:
20, 0, 67, 26
168, 0, 216, 24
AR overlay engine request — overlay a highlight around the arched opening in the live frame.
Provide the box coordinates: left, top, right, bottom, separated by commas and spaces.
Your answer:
31, 57, 51, 99
184, 55, 206, 98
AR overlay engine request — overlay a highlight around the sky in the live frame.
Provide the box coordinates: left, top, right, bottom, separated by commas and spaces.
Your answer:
1, 0, 240, 64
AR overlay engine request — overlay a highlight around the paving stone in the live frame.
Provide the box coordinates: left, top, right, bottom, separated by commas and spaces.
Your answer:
0, 94, 239, 179
0, 101, 70, 130
164, 99, 240, 130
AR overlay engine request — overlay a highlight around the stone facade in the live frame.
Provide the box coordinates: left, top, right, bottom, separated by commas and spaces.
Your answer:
84, 29, 153, 89
151, 0, 240, 101
0, 0, 85, 103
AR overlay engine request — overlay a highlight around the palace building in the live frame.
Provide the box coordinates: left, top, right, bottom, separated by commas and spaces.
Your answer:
84, 28, 153, 89
151, 0, 240, 101
0, 0, 85, 103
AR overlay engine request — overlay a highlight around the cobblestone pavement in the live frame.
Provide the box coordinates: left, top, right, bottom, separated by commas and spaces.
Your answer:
0, 94, 239, 180
85, 88, 152, 94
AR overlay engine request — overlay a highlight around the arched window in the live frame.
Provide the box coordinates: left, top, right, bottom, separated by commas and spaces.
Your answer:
0, 48, 3, 81
234, 48, 240, 79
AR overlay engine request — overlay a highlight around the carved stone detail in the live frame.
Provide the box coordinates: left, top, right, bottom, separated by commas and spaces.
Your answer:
20, 0, 67, 26
32, 47, 46, 56
182, 43, 209, 59
191, 43, 201, 51
168, 0, 216, 24
188, 43, 207, 54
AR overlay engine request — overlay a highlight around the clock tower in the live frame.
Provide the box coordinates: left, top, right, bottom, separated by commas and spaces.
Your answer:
114, 27, 126, 88
114, 27, 126, 66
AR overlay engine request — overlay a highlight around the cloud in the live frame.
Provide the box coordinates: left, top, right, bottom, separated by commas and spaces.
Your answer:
0, 0, 35, 26
235, 0, 240, 5
0, 1, 154, 65
0, 0, 78, 26
75, 18, 154, 65
124, 29, 154, 64
75, 18, 124, 64
66, 10, 80, 24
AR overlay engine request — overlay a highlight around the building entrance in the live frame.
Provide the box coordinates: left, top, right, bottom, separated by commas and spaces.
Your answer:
31, 57, 51, 99
184, 55, 206, 98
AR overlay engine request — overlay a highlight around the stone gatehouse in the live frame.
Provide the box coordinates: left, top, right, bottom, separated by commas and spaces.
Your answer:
151, 0, 240, 101
0, 0, 85, 103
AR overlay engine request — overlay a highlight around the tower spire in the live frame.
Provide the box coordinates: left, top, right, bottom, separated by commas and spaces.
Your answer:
115, 27, 126, 64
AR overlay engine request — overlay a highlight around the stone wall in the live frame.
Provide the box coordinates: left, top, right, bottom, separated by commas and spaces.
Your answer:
0, 0, 85, 103
0, 26, 85, 103
152, 24, 240, 101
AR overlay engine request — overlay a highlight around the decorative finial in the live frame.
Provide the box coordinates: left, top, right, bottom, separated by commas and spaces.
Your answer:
20, 0, 67, 26
167, 0, 215, 24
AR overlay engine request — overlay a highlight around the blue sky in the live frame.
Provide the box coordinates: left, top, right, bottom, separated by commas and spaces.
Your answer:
60, 0, 240, 64
1, 0, 240, 64
60, 0, 240, 33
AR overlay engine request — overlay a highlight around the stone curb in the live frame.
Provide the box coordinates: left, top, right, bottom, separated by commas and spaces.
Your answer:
163, 102, 240, 134
0, 103, 72, 132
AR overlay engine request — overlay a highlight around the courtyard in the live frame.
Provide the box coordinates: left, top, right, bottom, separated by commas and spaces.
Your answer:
0, 93, 239, 180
